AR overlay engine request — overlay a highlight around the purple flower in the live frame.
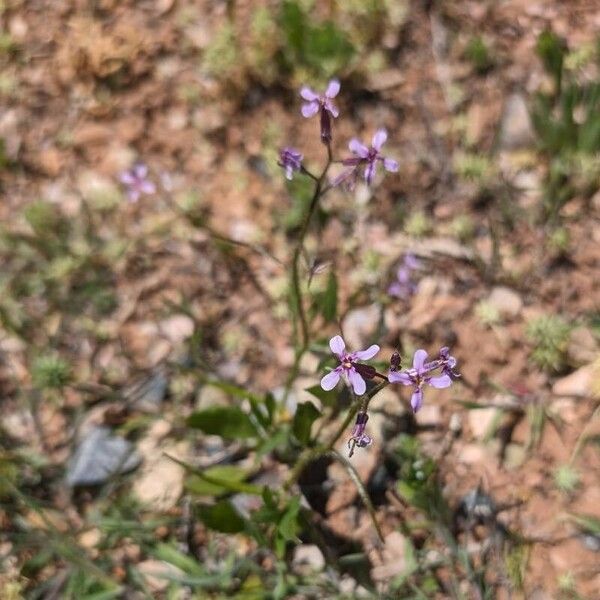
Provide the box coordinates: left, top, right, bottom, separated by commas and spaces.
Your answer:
435, 346, 460, 380
120, 164, 156, 203
300, 79, 340, 143
388, 253, 421, 299
278, 147, 303, 180
348, 412, 372, 456
388, 349, 452, 413
320, 335, 380, 396
340, 129, 399, 186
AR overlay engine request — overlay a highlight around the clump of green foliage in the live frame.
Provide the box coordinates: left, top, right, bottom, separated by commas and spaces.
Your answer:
554, 464, 581, 493
31, 354, 72, 390
525, 314, 572, 372
532, 29, 600, 222
464, 36, 495, 74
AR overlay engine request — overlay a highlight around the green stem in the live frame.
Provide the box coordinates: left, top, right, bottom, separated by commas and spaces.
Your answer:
290, 146, 332, 352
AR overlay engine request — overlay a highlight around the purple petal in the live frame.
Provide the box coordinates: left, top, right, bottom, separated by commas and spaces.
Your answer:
396, 267, 410, 283
348, 369, 366, 396
329, 335, 346, 356
388, 371, 412, 385
413, 349, 428, 371
300, 86, 319, 101
364, 160, 376, 185
140, 181, 156, 195
388, 282, 407, 299
127, 190, 140, 203
120, 172, 135, 185
404, 253, 420, 269
372, 128, 387, 151
348, 139, 369, 158
301, 101, 319, 118
355, 433, 372, 447
353, 344, 380, 360
383, 157, 398, 172
321, 369, 341, 391
325, 79, 340, 98
428, 374, 452, 389
323, 99, 339, 118
331, 168, 356, 187
411, 388, 424, 413
133, 164, 148, 178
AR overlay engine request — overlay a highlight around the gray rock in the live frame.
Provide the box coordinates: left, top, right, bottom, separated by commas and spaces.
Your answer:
66, 426, 141, 486
126, 371, 168, 413
500, 93, 535, 150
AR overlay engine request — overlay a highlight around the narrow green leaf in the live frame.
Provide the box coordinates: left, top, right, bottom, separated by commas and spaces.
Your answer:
186, 465, 252, 496
278, 496, 301, 541
197, 500, 246, 533
187, 406, 257, 439
304, 384, 337, 408
320, 271, 337, 322
292, 401, 321, 445
152, 543, 205, 576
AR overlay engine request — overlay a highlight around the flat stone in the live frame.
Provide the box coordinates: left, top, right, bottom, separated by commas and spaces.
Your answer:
292, 544, 325, 572
66, 426, 141, 486
342, 304, 380, 350
468, 407, 498, 440
133, 440, 187, 511
567, 327, 599, 367
552, 364, 595, 398
504, 443, 527, 469
158, 315, 195, 344
500, 93, 535, 149
487, 286, 523, 318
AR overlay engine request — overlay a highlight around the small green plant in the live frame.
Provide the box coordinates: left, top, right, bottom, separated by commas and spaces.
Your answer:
449, 214, 476, 242
526, 314, 571, 372
475, 300, 501, 328
464, 36, 494, 74
553, 464, 581, 493
201, 22, 239, 78
404, 210, 431, 238
454, 151, 495, 184
532, 30, 600, 221
31, 354, 72, 390
547, 226, 570, 256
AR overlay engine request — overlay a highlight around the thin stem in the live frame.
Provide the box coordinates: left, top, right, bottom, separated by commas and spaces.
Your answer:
290, 147, 333, 351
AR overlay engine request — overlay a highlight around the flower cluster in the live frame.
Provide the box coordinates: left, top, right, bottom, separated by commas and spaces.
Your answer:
334, 129, 398, 188
278, 148, 303, 180
320, 336, 459, 455
278, 77, 398, 188
388, 253, 421, 300
388, 348, 458, 413
120, 163, 156, 203
347, 412, 372, 457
